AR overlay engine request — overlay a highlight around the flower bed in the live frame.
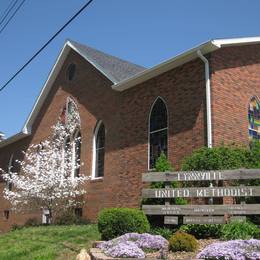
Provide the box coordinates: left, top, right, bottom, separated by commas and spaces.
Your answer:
197, 239, 260, 260
97, 233, 168, 259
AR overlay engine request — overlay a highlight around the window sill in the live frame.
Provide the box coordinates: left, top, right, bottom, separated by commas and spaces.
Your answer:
90, 177, 104, 183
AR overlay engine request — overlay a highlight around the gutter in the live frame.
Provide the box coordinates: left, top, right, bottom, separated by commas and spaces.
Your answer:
197, 50, 213, 148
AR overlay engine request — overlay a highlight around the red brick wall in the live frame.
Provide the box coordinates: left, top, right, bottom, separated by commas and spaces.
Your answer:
0, 49, 207, 231
210, 44, 260, 146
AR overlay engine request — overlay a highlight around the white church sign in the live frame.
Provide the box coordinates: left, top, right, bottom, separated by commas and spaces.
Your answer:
142, 169, 260, 225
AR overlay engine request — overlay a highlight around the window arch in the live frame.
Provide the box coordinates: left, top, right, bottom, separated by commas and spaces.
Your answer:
149, 97, 168, 169
60, 97, 81, 177
248, 96, 260, 140
92, 121, 106, 178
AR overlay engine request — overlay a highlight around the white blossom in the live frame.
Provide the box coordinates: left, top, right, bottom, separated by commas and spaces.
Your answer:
0, 118, 88, 221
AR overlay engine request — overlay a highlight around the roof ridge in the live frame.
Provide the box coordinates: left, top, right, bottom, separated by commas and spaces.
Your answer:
68, 39, 146, 70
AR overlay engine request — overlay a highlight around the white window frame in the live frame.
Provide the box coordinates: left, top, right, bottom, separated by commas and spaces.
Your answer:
91, 120, 105, 180
148, 96, 169, 171
72, 129, 81, 178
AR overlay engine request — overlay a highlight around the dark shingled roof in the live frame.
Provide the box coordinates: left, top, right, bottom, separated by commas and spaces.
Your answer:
69, 40, 146, 83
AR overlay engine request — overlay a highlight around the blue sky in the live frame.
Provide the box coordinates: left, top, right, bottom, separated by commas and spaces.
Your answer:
1, 0, 260, 137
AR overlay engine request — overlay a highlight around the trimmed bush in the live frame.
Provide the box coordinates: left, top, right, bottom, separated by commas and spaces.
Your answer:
180, 224, 222, 239
169, 231, 198, 252
221, 220, 257, 240
98, 208, 150, 240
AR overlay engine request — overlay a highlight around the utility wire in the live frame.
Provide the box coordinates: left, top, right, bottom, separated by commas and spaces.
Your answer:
0, 0, 19, 27
0, 0, 26, 34
0, 0, 95, 92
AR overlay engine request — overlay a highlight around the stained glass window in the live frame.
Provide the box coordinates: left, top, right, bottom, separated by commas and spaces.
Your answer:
248, 96, 260, 140
149, 98, 168, 169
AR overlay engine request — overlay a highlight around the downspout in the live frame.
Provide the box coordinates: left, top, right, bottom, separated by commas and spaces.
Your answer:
197, 50, 212, 148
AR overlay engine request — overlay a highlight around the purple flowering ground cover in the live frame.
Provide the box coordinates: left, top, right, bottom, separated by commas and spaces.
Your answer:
97, 233, 168, 258
197, 239, 260, 260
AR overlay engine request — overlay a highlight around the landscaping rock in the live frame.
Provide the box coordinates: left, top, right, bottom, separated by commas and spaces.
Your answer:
76, 249, 91, 260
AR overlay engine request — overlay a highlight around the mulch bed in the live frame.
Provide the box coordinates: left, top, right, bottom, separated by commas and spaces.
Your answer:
168, 239, 220, 260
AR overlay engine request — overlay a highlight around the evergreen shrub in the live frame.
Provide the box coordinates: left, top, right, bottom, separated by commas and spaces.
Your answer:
98, 208, 150, 240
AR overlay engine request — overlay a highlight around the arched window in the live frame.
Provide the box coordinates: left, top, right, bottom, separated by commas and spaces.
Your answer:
60, 97, 81, 177
248, 96, 260, 140
149, 97, 168, 169
73, 131, 81, 177
92, 121, 106, 178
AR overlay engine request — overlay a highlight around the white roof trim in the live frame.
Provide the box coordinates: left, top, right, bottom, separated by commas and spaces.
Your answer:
0, 132, 28, 148
113, 41, 219, 91
113, 36, 260, 91
2, 36, 260, 148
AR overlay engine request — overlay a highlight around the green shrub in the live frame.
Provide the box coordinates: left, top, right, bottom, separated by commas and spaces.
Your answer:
221, 221, 257, 240
169, 231, 198, 252
253, 227, 260, 239
155, 152, 173, 172
149, 227, 174, 240
181, 145, 249, 171
248, 140, 260, 169
179, 224, 222, 239
98, 208, 150, 240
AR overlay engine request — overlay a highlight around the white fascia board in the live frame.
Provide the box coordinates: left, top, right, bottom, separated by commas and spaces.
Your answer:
1, 40, 117, 149
112, 41, 220, 92
212, 36, 260, 47
22, 43, 71, 134
0, 43, 71, 148
0, 132, 29, 148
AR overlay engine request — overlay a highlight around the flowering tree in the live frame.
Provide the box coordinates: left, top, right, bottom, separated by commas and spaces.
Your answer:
0, 116, 88, 223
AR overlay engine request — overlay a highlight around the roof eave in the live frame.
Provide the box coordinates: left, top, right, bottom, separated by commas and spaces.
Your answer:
0, 131, 29, 148
112, 40, 220, 91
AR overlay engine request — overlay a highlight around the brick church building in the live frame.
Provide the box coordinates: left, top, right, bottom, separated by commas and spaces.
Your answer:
0, 36, 260, 231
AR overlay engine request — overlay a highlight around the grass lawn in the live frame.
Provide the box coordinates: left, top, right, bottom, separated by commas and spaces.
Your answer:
0, 224, 100, 260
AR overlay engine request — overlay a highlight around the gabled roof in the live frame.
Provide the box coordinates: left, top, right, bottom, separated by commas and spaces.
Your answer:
1, 36, 260, 148
69, 40, 145, 83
